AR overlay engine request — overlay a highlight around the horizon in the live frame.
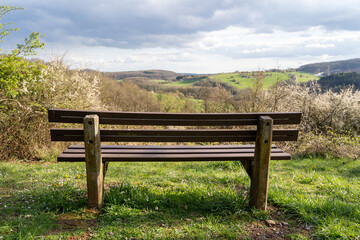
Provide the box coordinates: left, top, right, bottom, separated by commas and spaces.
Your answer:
94, 57, 359, 75
2, 0, 360, 73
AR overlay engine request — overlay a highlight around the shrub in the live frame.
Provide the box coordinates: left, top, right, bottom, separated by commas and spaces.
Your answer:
237, 78, 360, 158
0, 58, 101, 161
286, 130, 360, 159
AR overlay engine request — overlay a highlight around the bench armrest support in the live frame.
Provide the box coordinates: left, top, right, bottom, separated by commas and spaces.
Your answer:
250, 116, 273, 210
84, 115, 104, 209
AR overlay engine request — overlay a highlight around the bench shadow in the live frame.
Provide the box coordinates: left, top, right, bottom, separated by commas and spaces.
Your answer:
1, 181, 250, 238
100, 183, 249, 230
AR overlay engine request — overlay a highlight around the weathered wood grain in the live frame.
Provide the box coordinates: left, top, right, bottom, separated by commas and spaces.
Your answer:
48, 109, 301, 126
250, 116, 273, 210
84, 115, 104, 209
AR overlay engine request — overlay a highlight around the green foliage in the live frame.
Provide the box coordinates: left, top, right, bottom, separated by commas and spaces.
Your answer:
0, 4, 46, 98
0, 59, 102, 161
12, 32, 45, 56
208, 71, 292, 90
0, 5, 45, 56
157, 91, 200, 113
0, 55, 46, 98
290, 71, 319, 82
0, 5, 23, 46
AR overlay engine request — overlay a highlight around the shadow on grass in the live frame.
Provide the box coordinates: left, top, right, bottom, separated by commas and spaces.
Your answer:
95, 183, 250, 239
347, 164, 360, 178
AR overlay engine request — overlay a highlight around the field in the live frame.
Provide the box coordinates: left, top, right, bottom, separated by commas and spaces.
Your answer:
1, 156, 359, 239
209, 72, 320, 89
291, 72, 319, 83
163, 72, 318, 89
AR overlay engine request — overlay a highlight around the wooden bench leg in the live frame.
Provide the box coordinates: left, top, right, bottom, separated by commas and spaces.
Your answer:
103, 162, 109, 179
250, 116, 273, 210
84, 115, 104, 209
240, 160, 252, 179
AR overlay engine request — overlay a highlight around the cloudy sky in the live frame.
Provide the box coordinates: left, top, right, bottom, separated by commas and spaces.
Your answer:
2, 0, 360, 73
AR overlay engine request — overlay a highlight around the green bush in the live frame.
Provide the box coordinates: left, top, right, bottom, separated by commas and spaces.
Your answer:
0, 58, 102, 161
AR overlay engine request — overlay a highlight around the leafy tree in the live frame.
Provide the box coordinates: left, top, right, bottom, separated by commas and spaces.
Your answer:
0, 5, 22, 46
0, 5, 44, 56
0, 5, 47, 160
0, 5, 45, 98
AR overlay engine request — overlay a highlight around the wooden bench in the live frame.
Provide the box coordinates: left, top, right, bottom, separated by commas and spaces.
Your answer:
48, 109, 301, 210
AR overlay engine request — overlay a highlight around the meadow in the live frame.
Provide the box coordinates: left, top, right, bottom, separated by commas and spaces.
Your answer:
110, 71, 319, 90
208, 72, 320, 89
1, 156, 359, 239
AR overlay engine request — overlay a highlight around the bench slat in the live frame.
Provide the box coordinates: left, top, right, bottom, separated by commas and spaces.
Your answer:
67, 144, 278, 149
51, 129, 299, 142
58, 152, 291, 162
63, 148, 285, 154
48, 109, 301, 125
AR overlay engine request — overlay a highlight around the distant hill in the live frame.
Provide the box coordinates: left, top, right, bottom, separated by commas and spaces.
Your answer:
102, 70, 181, 81
318, 72, 360, 92
298, 58, 360, 74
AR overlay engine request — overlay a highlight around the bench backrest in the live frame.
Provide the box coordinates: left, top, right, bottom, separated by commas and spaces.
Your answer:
48, 109, 301, 142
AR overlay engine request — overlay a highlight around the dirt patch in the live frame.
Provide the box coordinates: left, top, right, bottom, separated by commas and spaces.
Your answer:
46, 210, 100, 239
246, 205, 313, 239
55, 213, 97, 229
104, 182, 120, 190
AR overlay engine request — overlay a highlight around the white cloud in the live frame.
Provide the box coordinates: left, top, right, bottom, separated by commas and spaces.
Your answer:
2, 0, 360, 72
305, 43, 335, 48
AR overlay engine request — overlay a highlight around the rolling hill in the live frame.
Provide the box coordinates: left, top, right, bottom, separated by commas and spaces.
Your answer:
298, 58, 360, 74
102, 70, 181, 81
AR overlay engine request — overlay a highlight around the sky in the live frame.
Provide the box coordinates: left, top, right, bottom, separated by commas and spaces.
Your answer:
2, 0, 360, 73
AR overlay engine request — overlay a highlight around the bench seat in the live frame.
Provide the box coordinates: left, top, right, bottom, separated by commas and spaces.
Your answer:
58, 144, 291, 162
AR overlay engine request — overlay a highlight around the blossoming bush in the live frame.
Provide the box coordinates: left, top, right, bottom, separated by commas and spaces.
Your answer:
240, 81, 360, 158
0, 58, 101, 161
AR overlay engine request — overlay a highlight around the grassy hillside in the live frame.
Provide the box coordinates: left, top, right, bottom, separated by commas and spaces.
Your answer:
209, 72, 291, 89
163, 71, 318, 90
291, 71, 319, 82
208, 71, 318, 89
1, 157, 359, 239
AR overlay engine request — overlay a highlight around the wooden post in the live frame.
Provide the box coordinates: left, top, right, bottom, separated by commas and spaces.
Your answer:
240, 160, 252, 179
250, 116, 273, 210
84, 115, 104, 209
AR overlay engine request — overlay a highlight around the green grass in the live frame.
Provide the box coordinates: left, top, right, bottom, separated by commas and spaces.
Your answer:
205, 71, 317, 89
209, 72, 291, 89
0, 157, 359, 239
290, 72, 319, 83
